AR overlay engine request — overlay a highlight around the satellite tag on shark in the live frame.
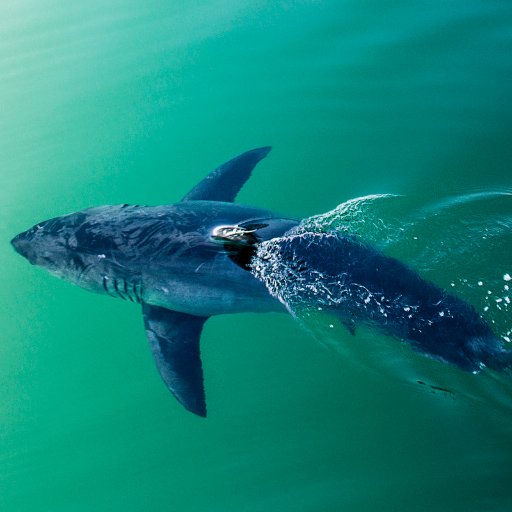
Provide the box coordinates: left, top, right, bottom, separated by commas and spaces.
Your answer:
11, 148, 512, 416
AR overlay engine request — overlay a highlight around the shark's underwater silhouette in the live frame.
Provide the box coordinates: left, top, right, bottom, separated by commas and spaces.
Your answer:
11, 148, 512, 416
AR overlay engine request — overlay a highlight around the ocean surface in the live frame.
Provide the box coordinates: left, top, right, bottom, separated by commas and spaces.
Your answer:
1, 1, 512, 511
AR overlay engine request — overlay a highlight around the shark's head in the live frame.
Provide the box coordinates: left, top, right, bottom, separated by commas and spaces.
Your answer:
11, 214, 83, 276
11, 209, 135, 298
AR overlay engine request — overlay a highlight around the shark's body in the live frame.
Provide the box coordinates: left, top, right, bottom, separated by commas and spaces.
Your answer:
22, 201, 292, 316
11, 148, 511, 416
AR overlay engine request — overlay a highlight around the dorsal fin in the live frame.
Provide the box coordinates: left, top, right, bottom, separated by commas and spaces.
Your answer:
181, 147, 271, 202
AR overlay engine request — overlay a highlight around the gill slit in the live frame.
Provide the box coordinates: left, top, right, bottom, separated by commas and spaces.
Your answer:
103, 275, 141, 303
113, 278, 128, 300
133, 283, 142, 303
102, 276, 117, 298
122, 278, 135, 302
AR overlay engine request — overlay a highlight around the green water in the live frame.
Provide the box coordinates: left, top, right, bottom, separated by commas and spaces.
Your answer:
2, 1, 512, 510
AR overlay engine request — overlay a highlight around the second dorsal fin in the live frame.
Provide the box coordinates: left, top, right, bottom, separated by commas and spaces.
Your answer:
181, 147, 271, 203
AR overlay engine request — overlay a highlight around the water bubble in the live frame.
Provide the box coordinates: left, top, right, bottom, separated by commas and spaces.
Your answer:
504, 274, 511, 282
477, 281, 483, 286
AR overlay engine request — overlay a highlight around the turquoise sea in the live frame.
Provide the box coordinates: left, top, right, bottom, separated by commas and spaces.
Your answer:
2, 1, 512, 511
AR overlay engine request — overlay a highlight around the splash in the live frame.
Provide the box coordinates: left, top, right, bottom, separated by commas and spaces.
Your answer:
295, 194, 410, 247
250, 191, 512, 386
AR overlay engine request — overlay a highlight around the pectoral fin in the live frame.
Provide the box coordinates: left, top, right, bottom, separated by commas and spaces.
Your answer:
142, 303, 208, 417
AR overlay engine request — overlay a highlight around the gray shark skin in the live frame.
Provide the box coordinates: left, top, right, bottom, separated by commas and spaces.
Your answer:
12, 148, 298, 417
11, 148, 511, 417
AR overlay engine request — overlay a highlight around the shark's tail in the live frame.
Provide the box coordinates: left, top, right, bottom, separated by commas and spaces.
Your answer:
248, 229, 512, 376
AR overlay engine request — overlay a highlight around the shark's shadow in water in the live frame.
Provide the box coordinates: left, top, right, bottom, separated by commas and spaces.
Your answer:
11, 148, 512, 416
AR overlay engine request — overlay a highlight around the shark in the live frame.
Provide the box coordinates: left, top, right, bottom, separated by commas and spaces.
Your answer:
11, 147, 511, 416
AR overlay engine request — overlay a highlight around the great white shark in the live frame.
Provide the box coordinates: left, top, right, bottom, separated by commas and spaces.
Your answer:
11, 147, 511, 416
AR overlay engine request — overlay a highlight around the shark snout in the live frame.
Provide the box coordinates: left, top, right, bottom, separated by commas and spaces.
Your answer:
11, 231, 35, 262
11, 225, 50, 265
